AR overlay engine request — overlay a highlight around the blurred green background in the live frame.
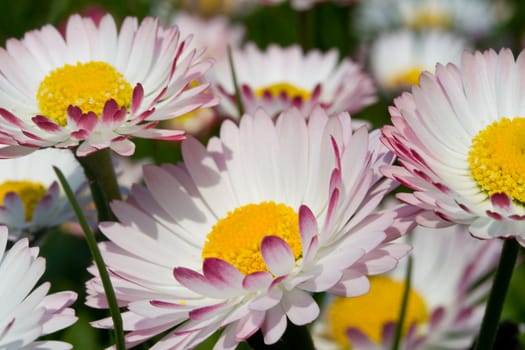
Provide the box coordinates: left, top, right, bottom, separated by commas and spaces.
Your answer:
2, 0, 525, 348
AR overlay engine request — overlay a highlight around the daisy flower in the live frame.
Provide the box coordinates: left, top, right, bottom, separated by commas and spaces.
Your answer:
261, 0, 358, 11
370, 30, 467, 93
0, 225, 78, 350
170, 12, 244, 62
160, 12, 242, 136
382, 48, 525, 244
0, 13, 218, 158
313, 224, 502, 350
355, 0, 495, 39
0, 148, 88, 240
86, 107, 412, 349
209, 43, 376, 118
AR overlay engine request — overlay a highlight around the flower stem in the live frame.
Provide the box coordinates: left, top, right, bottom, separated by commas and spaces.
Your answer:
474, 238, 519, 350
54, 166, 126, 350
227, 45, 244, 117
391, 255, 413, 350
75, 148, 121, 221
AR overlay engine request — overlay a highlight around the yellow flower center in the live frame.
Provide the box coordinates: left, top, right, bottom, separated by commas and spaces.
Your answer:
468, 117, 525, 203
37, 61, 132, 126
407, 8, 452, 30
326, 276, 429, 347
202, 201, 302, 275
0, 180, 47, 221
255, 82, 311, 101
387, 67, 424, 89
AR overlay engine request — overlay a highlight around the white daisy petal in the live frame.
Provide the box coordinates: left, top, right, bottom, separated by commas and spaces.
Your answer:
88, 107, 410, 349
0, 14, 218, 158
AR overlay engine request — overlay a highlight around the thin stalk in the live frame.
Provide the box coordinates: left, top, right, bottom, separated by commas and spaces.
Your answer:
474, 239, 519, 350
298, 7, 315, 51
227, 45, 245, 117
54, 166, 125, 350
75, 148, 121, 221
391, 255, 413, 350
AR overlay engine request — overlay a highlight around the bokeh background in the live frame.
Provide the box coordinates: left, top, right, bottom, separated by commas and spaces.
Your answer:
2, 0, 525, 348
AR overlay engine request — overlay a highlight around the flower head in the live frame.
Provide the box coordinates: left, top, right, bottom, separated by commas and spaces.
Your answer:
87, 107, 411, 349
382, 48, 525, 245
370, 30, 466, 93
209, 44, 376, 118
313, 224, 501, 349
355, 0, 496, 39
0, 148, 88, 240
171, 12, 244, 62
0, 13, 218, 158
0, 226, 78, 349
261, 0, 358, 11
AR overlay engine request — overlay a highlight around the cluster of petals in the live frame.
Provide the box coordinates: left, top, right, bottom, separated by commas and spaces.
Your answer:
209, 44, 376, 118
0, 148, 89, 239
169, 12, 244, 62
315, 224, 502, 350
355, 0, 495, 39
381, 48, 525, 244
0, 13, 218, 158
86, 107, 413, 349
261, 0, 358, 11
0, 226, 77, 349
370, 29, 466, 93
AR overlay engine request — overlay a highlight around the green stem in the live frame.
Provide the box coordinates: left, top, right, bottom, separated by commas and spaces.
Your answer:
391, 255, 413, 350
298, 6, 315, 51
227, 45, 245, 117
474, 239, 519, 350
75, 148, 121, 221
54, 166, 126, 350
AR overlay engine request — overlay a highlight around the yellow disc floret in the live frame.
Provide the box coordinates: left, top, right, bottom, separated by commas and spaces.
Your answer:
0, 180, 47, 221
326, 276, 428, 347
387, 67, 424, 90
202, 201, 302, 275
468, 117, 525, 203
255, 82, 311, 101
37, 61, 132, 126
407, 7, 452, 30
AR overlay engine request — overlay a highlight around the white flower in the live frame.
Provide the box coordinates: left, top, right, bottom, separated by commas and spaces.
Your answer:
0, 148, 88, 240
0, 226, 78, 350
355, 0, 495, 38
87, 107, 411, 349
0, 13, 218, 158
209, 43, 376, 118
382, 48, 525, 244
313, 224, 501, 349
171, 12, 244, 62
370, 30, 467, 93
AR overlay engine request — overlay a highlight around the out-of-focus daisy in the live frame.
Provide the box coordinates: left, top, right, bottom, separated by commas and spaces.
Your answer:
0, 148, 88, 240
171, 12, 244, 62
313, 224, 501, 349
0, 13, 218, 158
370, 30, 466, 93
209, 43, 376, 118
382, 48, 525, 244
356, 0, 495, 39
261, 0, 358, 11
170, 0, 256, 17
0, 225, 78, 350
87, 107, 412, 349
160, 12, 242, 136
